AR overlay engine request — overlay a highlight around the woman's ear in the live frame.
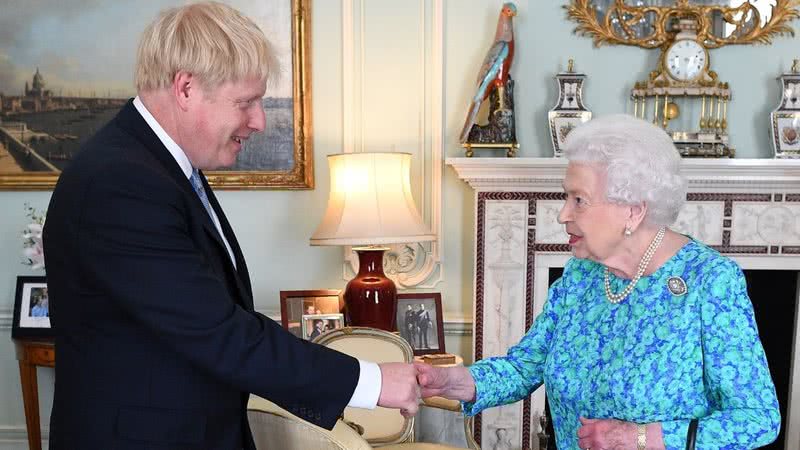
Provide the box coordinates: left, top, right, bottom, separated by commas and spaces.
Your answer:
626, 202, 648, 232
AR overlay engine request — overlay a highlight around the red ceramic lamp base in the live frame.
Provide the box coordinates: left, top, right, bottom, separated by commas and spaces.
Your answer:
344, 247, 397, 331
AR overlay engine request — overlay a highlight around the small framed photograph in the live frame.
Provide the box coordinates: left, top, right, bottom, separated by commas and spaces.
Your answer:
395, 293, 445, 355
280, 289, 344, 339
771, 112, 800, 158
548, 111, 591, 157
12, 276, 52, 339
302, 313, 345, 341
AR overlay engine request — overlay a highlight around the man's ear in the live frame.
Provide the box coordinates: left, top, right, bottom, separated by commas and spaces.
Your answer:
172, 71, 194, 111
627, 202, 648, 232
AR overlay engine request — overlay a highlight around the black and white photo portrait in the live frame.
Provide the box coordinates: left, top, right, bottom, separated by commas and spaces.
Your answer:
395, 293, 445, 355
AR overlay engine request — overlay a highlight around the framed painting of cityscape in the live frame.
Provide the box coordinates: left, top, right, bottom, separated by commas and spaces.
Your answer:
0, 0, 312, 190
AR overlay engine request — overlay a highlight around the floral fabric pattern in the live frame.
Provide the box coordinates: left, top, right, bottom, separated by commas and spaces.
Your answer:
465, 240, 780, 449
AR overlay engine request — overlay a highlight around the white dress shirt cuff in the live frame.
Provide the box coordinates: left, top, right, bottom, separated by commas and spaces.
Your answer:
347, 360, 382, 409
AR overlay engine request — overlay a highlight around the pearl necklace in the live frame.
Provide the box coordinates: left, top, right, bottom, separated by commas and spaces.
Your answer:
604, 227, 666, 304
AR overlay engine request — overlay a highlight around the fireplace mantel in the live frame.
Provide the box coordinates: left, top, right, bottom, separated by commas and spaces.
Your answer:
449, 157, 800, 191
447, 157, 800, 450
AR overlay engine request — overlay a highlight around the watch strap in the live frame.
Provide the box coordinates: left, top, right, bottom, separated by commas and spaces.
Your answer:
637, 423, 647, 450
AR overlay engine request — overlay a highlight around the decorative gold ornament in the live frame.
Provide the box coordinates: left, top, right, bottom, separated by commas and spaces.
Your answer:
566, 0, 800, 49
627, 17, 734, 157
567, 1, 800, 158
666, 102, 680, 120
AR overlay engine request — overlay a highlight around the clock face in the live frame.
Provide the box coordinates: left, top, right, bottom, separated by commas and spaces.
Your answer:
665, 39, 707, 81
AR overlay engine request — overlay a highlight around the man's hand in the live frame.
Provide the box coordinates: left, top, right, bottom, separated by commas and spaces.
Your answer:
377, 363, 420, 418
415, 363, 476, 402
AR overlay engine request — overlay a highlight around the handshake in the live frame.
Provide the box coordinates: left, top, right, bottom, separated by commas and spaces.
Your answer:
376, 362, 476, 417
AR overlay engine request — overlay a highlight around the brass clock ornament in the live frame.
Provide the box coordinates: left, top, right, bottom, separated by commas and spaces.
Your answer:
631, 17, 733, 157
566, 0, 800, 157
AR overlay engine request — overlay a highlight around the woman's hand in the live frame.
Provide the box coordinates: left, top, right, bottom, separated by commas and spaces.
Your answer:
414, 363, 476, 402
577, 417, 664, 450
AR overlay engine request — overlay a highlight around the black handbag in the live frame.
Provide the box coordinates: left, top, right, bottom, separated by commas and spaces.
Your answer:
686, 418, 699, 450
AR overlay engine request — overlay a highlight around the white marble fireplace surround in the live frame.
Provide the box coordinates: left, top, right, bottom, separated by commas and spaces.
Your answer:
447, 157, 800, 450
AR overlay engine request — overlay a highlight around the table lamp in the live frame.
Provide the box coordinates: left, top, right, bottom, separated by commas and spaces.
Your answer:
310, 152, 435, 330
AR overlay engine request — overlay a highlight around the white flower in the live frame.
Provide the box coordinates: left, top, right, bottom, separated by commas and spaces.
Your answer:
22, 205, 46, 271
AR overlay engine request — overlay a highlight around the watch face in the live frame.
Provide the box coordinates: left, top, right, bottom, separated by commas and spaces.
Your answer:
665, 40, 706, 81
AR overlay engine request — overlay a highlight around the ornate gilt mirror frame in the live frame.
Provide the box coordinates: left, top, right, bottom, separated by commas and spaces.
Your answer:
0, 0, 312, 191
566, 0, 800, 48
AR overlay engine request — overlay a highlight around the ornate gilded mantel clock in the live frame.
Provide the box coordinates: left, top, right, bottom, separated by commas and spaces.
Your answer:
632, 17, 732, 156
566, 0, 800, 157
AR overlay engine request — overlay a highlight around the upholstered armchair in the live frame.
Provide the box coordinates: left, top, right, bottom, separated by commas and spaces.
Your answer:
247, 327, 479, 449
247, 398, 371, 450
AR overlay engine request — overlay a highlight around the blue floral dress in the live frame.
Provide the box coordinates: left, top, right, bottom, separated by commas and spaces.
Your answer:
464, 240, 780, 449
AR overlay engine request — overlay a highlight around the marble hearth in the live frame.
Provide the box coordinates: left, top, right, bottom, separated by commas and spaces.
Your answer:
448, 157, 800, 450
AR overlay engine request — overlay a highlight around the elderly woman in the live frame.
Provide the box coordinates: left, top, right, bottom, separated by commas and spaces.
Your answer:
418, 115, 780, 449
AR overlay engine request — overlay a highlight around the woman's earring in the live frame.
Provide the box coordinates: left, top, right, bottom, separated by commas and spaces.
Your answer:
624, 226, 632, 236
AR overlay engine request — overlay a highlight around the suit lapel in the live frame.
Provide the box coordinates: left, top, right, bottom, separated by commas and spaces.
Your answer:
117, 102, 232, 259
199, 171, 254, 309
115, 101, 254, 309
115, 101, 190, 189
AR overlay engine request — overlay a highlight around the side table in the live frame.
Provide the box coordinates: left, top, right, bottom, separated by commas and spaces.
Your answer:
13, 339, 54, 450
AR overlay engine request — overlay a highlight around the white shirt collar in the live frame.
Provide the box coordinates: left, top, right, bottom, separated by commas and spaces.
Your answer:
131, 97, 238, 269
133, 96, 193, 180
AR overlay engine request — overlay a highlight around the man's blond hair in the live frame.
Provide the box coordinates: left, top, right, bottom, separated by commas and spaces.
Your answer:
135, 1, 277, 92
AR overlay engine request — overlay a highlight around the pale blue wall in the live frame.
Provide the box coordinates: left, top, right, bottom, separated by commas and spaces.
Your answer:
0, 0, 796, 446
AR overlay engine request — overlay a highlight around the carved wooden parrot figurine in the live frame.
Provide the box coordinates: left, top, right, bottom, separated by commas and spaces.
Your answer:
460, 2, 517, 143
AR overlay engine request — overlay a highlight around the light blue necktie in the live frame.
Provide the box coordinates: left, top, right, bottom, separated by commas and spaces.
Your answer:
189, 169, 215, 220
189, 168, 237, 268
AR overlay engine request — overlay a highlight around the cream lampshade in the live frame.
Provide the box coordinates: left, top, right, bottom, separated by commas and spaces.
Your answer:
310, 152, 435, 330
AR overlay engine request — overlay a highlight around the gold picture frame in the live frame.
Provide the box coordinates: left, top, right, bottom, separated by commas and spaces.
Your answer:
0, 0, 312, 190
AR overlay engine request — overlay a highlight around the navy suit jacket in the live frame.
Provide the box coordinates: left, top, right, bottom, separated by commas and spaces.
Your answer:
43, 100, 359, 450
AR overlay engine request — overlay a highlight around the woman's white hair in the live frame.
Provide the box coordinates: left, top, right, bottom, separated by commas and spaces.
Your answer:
562, 114, 687, 226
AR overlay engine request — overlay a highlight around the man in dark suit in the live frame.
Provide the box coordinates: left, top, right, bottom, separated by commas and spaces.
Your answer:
42, 3, 420, 449
417, 304, 432, 349
308, 319, 325, 340
403, 304, 418, 348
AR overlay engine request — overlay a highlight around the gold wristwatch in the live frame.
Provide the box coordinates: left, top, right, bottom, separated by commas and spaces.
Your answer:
637, 423, 647, 450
